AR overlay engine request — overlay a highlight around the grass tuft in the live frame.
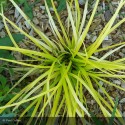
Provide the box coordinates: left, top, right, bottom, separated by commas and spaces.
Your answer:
0, 0, 125, 124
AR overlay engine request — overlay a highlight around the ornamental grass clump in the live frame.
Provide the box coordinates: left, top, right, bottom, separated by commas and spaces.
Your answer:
1, 0, 125, 124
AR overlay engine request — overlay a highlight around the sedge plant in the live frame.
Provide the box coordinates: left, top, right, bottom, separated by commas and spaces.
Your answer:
0, 0, 125, 124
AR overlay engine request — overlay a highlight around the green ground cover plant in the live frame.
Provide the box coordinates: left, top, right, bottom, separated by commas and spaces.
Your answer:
0, 33, 25, 58
0, 0, 40, 20
0, 34, 24, 118
91, 96, 119, 125
0, 0, 125, 124
46, 0, 66, 12
0, 0, 67, 20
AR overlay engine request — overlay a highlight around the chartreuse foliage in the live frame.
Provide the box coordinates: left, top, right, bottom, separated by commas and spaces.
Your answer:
0, 0, 125, 124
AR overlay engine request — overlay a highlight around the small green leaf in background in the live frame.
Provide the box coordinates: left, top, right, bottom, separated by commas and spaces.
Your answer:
15, 0, 34, 20
0, 96, 4, 101
0, 0, 7, 4
90, 112, 104, 125
0, 0, 7, 12
1, 94, 15, 104
0, 81, 9, 94
8, 67, 14, 76
15, 0, 25, 4
0, 50, 14, 59
0, 113, 16, 117
0, 74, 7, 84
46, 0, 66, 12
24, 1, 33, 20
108, 96, 119, 125
0, 33, 25, 58
46, 0, 53, 7
0, 64, 5, 73
0, 33, 25, 46
57, 0, 66, 12
90, 96, 119, 125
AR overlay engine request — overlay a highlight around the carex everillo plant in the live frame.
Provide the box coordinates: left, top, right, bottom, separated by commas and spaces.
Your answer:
0, 0, 125, 124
